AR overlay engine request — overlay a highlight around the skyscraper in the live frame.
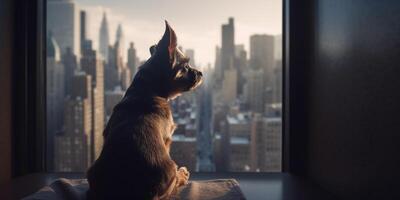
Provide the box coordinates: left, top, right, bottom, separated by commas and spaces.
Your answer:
220, 18, 237, 104
221, 18, 235, 74
234, 44, 247, 95
272, 60, 282, 103
81, 41, 105, 161
120, 67, 131, 90
221, 67, 237, 103
104, 87, 124, 119
220, 112, 252, 172
127, 42, 138, 76
46, 34, 65, 170
99, 12, 110, 61
105, 42, 123, 90
250, 34, 275, 71
55, 72, 92, 172
47, 0, 80, 56
245, 68, 264, 113
197, 69, 215, 172
184, 49, 196, 67
62, 47, 78, 96
115, 24, 125, 61
80, 10, 88, 52
250, 34, 275, 105
214, 46, 222, 81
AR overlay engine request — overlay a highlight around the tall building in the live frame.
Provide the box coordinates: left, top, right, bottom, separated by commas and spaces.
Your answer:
47, 0, 80, 56
127, 42, 138, 76
250, 34, 276, 104
184, 49, 196, 67
99, 12, 110, 61
250, 115, 282, 172
105, 42, 123, 90
55, 72, 92, 171
245, 68, 264, 113
62, 47, 78, 96
221, 67, 237, 104
46, 34, 65, 170
104, 87, 124, 119
80, 10, 88, 52
120, 67, 131, 90
272, 60, 282, 103
214, 46, 222, 79
197, 70, 215, 172
221, 18, 235, 75
218, 18, 238, 104
115, 24, 125, 61
219, 112, 252, 172
171, 135, 197, 172
169, 95, 199, 172
235, 44, 247, 95
80, 41, 105, 161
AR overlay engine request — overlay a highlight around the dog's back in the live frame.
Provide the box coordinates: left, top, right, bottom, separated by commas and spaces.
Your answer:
87, 96, 176, 199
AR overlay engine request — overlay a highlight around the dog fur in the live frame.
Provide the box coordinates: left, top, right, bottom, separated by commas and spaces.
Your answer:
86, 21, 203, 200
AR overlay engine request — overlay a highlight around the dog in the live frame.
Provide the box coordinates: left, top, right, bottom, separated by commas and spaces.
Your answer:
86, 21, 203, 200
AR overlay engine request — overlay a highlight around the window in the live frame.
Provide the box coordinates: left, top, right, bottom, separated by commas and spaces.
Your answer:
46, 0, 282, 172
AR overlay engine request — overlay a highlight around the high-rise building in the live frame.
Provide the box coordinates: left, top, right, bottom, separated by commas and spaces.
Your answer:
105, 42, 123, 90
218, 18, 238, 104
221, 18, 235, 75
261, 118, 282, 171
55, 72, 92, 172
272, 60, 282, 103
214, 46, 222, 81
184, 49, 196, 67
171, 135, 197, 172
250, 115, 282, 172
245, 68, 264, 113
120, 67, 131, 90
99, 12, 110, 61
250, 34, 276, 105
81, 41, 105, 161
196, 71, 215, 172
219, 112, 252, 172
47, 0, 80, 56
235, 44, 247, 95
127, 42, 138, 76
104, 87, 124, 119
169, 95, 199, 172
46, 34, 65, 170
80, 10, 88, 52
62, 47, 78, 96
115, 24, 125, 61
221, 67, 237, 103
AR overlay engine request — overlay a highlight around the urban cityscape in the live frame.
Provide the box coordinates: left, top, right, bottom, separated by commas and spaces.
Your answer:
47, 0, 282, 172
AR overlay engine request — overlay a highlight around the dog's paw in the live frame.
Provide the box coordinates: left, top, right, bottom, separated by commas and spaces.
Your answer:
176, 167, 190, 186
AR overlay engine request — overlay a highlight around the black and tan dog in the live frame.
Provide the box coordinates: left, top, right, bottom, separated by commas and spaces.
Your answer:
87, 21, 203, 200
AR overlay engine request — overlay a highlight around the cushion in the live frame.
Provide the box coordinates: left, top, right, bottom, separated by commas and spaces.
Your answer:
23, 178, 246, 200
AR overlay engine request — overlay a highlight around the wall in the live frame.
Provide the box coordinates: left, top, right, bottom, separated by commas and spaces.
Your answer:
301, 0, 400, 199
0, 0, 13, 185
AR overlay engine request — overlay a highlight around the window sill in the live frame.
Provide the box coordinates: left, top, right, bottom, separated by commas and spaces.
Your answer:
0, 172, 334, 200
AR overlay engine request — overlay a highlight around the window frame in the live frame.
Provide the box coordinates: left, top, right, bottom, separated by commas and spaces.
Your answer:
13, 0, 294, 175
12, 0, 47, 177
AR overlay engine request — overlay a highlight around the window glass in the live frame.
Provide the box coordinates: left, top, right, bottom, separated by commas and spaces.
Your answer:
46, 0, 282, 172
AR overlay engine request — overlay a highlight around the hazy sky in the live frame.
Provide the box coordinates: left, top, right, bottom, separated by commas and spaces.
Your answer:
76, 0, 282, 66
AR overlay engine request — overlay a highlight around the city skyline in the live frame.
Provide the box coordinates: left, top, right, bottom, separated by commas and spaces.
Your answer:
76, 0, 282, 66
47, 0, 282, 173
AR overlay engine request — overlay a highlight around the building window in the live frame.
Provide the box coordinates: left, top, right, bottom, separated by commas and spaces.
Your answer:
46, 0, 282, 172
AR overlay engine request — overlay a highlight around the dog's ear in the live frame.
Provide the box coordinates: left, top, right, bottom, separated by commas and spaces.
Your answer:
149, 45, 157, 56
156, 20, 177, 64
